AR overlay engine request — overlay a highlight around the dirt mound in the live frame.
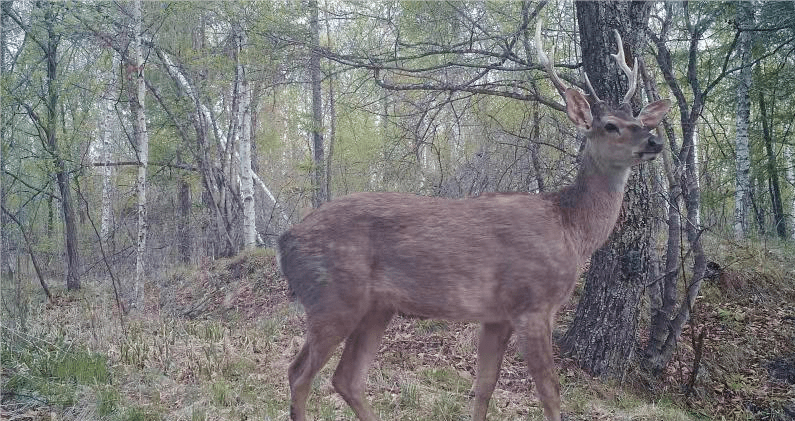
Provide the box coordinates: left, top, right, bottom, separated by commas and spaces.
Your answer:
158, 248, 289, 321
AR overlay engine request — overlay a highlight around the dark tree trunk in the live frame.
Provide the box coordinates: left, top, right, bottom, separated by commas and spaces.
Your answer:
750, 179, 766, 236
559, 0, 653, 381
760, 92, 787, 238
309, 0, 326, 208
177, 151, 192, 264
560, 167, 655, 379
530, 106, 545, 193
42, 2, 80, 290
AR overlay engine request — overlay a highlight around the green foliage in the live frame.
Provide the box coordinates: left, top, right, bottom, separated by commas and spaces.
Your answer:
1, 329, 110, 408
119, 324, 151, 369
414, 319, 448, 334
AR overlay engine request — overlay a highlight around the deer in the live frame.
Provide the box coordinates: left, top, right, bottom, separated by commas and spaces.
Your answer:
277, 22, 671, 421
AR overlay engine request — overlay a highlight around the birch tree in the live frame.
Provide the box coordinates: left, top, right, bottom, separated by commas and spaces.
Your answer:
733, 0, 754, 240
787, 145, 795, 241
130, 0, 148, 308
99, 51, 119, 250
154, 39, 236, 256
235, 25, 256, 249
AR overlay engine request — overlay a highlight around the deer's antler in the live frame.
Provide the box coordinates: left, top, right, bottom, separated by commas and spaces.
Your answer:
536, 20, 602, 103
610, 29, 639, 104
582, 73, 601, 103
534, 20, 568, 100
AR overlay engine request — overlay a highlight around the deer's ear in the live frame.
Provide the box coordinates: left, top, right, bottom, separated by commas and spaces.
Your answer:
638, 99, 672, 128
565, 88, 593, 130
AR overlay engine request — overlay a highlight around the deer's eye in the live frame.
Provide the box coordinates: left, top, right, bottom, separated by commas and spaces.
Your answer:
604, 123, 620, 133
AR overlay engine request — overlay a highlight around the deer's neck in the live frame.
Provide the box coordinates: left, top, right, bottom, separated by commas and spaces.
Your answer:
556, 153, 630, 261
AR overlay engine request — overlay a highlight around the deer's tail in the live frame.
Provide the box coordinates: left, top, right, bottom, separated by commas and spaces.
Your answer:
277, 230, 329, 309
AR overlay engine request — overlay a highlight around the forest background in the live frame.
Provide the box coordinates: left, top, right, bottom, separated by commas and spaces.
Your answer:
2, 1, 795, 420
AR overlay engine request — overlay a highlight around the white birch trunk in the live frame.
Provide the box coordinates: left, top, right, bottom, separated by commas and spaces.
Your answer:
100, 52, 119, 246
132, 0, 148, 308
251, 172, 289, 223
693, 128, 701, 227
156, 51, 225, 150
786, 145, 795, 241
733, 2, 753, 240
157, 46, 288, 232
156, 48, 227, 211
240, 103, 255, 248
236, 29, 256, 249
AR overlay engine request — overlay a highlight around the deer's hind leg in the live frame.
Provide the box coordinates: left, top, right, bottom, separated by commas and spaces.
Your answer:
289, 312, 359, 421
332, 306, 394, 421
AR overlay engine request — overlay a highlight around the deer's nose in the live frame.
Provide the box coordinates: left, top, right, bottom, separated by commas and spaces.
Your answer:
648, 136, 660, 148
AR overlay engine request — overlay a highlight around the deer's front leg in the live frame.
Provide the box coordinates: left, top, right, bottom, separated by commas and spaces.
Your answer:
516, 314, 561, 421
472, 321, 513, 421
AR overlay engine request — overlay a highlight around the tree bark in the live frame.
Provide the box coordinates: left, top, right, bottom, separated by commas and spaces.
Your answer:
177, 166, 191, 264
131, 0, 148, 307
42, 2, 80, 290
154, 38, 236, 257
560, 167, 654, 380
236, 26, 256, 250
641, 60, 682, 375
559, 0, 653, 381
100, 52, 119, 252
786, 145, 795, 241
324, 1, 336, 202
750, 179, 766, 235
733, 1, 753, 240
325, 73, 336, 202
759, 91, 786, 238
309, 0, 326, 208
1, 1, 8, 284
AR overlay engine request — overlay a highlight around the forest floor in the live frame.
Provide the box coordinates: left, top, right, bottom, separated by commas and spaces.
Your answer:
2, 236, 794, 421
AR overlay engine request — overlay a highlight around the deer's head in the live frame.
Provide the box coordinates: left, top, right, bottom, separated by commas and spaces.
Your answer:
536, 24, 672, 170
565, 88, 670, 169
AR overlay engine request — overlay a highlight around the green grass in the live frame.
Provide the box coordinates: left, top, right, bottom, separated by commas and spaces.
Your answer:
420, 367, 470, 394
210, 381, 232, 407
414, 319, 448, 334
121, 406, 161, 421
398, 380, 420, 409
429, 392, 465, 421
1, 329, 110, 408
